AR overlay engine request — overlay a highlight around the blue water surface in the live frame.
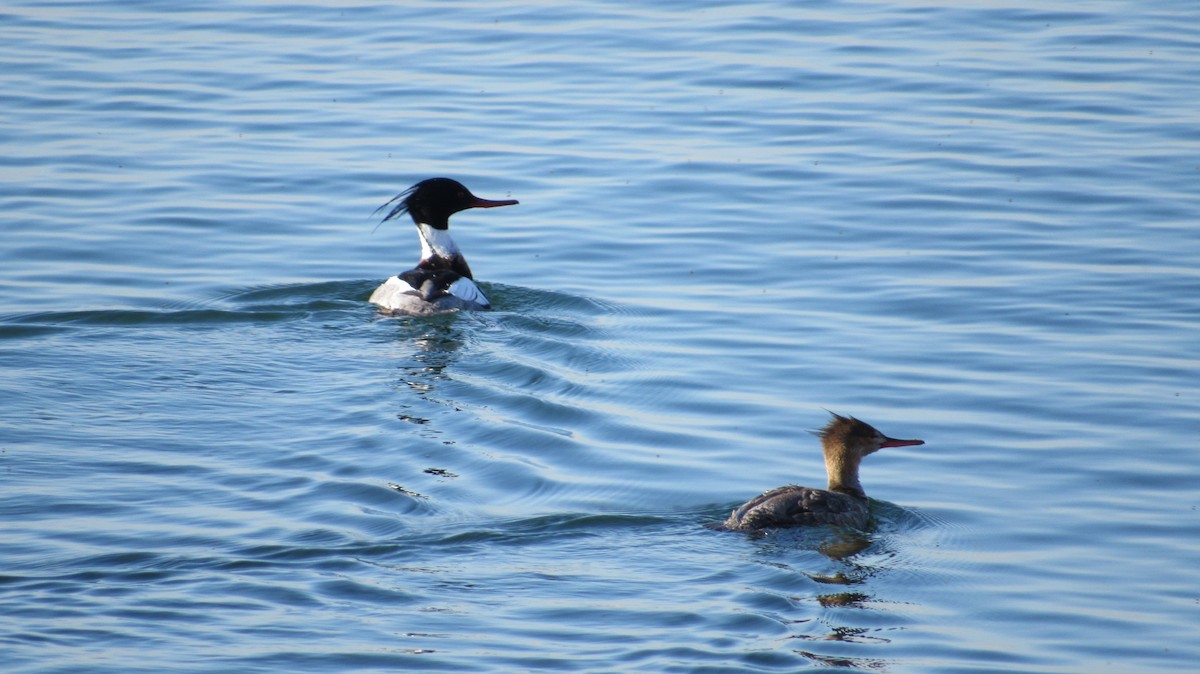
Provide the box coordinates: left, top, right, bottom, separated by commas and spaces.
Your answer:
2, 1, 1199, 672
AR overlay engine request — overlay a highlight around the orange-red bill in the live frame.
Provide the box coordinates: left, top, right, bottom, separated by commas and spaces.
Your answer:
880, 436, 924, 448
470, 196, 519, 209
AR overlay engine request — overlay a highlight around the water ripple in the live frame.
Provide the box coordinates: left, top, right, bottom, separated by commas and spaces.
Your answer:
4, 0, 1200, 671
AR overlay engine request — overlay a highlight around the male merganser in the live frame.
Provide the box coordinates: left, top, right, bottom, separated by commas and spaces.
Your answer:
369, 177, 518, 315
722, 413, 924, 531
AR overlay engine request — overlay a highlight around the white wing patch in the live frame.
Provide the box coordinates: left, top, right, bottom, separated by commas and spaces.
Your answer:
447, 277, 490, 308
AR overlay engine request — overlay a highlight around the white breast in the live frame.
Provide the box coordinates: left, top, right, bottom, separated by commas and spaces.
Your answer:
369, 275, 420, 312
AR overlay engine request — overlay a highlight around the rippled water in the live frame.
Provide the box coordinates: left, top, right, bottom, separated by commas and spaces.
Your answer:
3, 1, 1199, 672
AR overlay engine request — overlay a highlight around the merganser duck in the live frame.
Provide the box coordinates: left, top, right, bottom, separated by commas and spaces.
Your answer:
722, 413, 924, 531
369, 177, 518, 315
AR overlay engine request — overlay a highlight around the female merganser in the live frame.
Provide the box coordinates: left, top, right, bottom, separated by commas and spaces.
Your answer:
369, 177, 518, 315
722, 413, 924, 531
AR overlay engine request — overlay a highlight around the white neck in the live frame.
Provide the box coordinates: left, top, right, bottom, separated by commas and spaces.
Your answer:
416, 222, 460, 261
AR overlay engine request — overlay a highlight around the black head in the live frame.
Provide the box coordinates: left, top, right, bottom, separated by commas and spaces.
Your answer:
376, 177, 518, 230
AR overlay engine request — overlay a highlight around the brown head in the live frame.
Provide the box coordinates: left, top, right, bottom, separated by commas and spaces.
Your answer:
818, 412, 924, 498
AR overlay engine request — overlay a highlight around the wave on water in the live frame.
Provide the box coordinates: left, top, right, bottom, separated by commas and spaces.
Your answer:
0, 280, 373, 333
0, 279, 633, 333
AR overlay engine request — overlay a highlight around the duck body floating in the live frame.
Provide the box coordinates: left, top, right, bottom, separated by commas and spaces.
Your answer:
722, 413, 924, 531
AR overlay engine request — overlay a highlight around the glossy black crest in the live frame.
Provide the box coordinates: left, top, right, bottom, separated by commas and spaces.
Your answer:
375, 177, 516, 230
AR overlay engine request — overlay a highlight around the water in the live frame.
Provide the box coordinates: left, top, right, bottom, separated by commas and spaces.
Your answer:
3, 0, 1199, 671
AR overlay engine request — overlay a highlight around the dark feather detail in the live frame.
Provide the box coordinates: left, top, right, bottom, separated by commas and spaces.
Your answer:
724, 485, 870, 531
398, 268, 464, 302
373, 184, 419, 228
